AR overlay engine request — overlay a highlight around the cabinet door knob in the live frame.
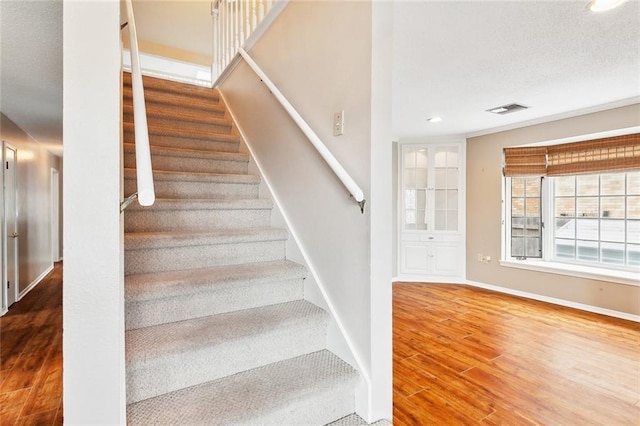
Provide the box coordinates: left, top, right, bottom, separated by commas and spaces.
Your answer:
10, 232, 19, 238
428, 236, 434, 240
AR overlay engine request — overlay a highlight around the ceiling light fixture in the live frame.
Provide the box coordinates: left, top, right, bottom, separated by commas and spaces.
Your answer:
427, 116, 443, 123
586, 0, 628, 12
486, 103, 529, 115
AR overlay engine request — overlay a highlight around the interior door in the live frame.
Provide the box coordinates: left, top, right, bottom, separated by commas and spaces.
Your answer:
51, 168, 60, 262
4, 144, 19, 308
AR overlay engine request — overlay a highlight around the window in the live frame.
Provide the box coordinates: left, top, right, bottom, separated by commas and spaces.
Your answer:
510, 177, 542, 259
502, 132, 640, 275
553, 172, 639, 267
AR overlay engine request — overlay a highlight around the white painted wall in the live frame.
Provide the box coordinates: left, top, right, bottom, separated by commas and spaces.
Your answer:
219, 1, 392, 421
0, 114, 62, 300
63, 0, 125, 423
128, 0, 212, 66
467, 104, 640, 316
368, 2, 393, 420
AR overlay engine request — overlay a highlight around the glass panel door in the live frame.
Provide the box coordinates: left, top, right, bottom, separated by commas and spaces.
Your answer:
433, 146, 459, 231
403, 146, 429, 230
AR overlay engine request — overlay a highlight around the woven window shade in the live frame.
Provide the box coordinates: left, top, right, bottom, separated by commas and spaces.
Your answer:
547, 133, 640, 176
503, 146, 547, 176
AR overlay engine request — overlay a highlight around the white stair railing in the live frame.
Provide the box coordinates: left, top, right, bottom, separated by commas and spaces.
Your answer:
238, 48, 366, 212
122, 0, 155, 212
210, 0, 366, 212
211, 0, 281, 81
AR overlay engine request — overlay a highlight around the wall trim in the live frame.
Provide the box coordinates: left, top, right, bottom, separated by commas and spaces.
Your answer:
18, 264, 53, 301
464, 279, 640, 323
122, 49, 211, 87
218, 89, 373, 396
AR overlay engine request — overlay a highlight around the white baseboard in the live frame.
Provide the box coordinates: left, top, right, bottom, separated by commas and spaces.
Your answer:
18, 264, 54, 301
465, 279, 640, 323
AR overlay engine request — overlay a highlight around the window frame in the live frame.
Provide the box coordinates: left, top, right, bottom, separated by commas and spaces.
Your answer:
502, 172, 639, 287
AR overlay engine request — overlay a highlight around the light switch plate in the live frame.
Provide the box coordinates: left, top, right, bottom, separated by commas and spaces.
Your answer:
333, 111, 344, 136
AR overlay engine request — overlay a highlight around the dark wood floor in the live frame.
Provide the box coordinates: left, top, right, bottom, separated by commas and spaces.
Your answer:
0, 263, 62, 426
393, 282, 640, 425
2, 266, 639, 425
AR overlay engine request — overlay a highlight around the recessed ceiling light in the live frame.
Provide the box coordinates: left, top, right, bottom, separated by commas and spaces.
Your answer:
427, 116, 442, 123
587, 0, 628, 12
486, 103, 529, 115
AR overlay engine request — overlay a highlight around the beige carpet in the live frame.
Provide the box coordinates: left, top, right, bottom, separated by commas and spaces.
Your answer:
123, 72, 361, 425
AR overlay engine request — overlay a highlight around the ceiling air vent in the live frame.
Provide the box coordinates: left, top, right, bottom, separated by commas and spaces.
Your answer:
486, 103, 529, 115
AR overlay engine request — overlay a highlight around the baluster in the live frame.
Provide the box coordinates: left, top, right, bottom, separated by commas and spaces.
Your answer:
251, 0, 257, 33
224, 2, 233, 67
239, 0, 245, 45
244, 0, 250, 44
258, 0, 264, 23
212, 4, 219, 80
266, 0, 272, 14
234, 0, 239, 51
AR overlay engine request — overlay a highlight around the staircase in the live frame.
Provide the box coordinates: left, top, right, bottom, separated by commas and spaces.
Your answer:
122, 73, 361, 425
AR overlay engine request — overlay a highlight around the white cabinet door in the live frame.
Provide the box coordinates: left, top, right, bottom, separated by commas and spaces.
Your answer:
398, 141, 465, 280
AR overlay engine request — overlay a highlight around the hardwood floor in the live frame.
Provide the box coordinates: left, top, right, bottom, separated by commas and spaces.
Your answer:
0, 263, 62, 426
393, 282, 640, 425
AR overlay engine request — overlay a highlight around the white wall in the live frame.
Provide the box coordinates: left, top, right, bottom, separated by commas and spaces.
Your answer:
467, 104, 640, 316
63, 0, 125, 423
219, 1, 392, 420
368, 1, 394, 419
1, 113, 62, 299
129, 0, 212, 66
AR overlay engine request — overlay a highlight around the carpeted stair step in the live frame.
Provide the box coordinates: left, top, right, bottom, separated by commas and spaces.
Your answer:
124, 114, 234, 136
126, 300, 330, 404
123, 74, 222, 113
124, 126, 241, 153
126, 349, 358, 425
123, 121, 237, 143
124, 72, 220, 100
123, 102, 226, 124
123, 104, 234, 134
123, 143, 249, 174
125, 260, 307, 330
124, 227, 288, 274
124, 198, 272, 232
327, 415, 392, 426
124, 87, 223, 118
124, 168, 260, 199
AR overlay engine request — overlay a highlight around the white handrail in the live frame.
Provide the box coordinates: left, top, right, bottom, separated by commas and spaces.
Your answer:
124, 0, 155, 207
238, 48, 366, 211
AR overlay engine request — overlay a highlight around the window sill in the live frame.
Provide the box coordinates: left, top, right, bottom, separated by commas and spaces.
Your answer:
499, 259, 640, 287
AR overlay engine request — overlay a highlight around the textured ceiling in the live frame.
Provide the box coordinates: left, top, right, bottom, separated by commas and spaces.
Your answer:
392, 0, 640, 140
1, 1, 639, 155
1, 0, 63, 156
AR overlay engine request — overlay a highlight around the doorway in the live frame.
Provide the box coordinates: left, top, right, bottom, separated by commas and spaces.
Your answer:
3, 142, 19, 309
51, 168, 60, 263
